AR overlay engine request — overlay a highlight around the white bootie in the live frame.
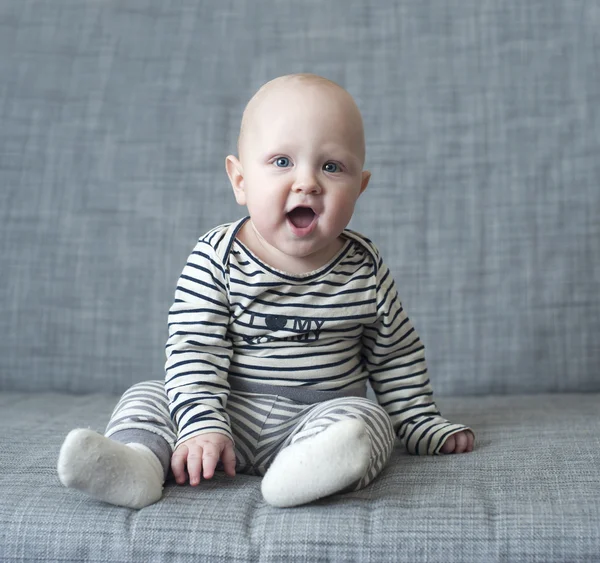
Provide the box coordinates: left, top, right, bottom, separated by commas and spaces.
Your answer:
261, 418, 371, 508
57, 428, 164, 509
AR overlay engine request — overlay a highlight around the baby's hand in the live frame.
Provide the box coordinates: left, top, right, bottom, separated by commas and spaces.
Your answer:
439, 430, 475, 454
171, 433, 236, 486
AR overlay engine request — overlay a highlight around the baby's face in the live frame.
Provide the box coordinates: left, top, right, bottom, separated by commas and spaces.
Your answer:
227, 80, 370, 271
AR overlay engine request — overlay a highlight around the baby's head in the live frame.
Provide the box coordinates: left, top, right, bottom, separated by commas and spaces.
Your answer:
226, 74, 371, 273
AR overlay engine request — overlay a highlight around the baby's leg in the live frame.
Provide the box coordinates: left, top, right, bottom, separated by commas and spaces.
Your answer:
261, 397, 395, 507
57, 380, 175, 509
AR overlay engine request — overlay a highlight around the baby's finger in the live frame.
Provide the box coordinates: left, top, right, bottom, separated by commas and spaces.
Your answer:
201, 442, 220, 479
455, 432, 468, 453
171, 445, 189, 485
221, 442, 237, 477
440, 435, 455, 454
187, 445, 203, 486
466, 431, 475, 452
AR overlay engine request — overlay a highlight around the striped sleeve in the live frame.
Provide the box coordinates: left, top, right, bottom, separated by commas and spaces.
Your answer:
362, 249, 471, 455
165, 236, 234, 449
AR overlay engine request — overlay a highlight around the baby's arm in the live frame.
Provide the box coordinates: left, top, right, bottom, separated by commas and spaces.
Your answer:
363, 251, 474, 455
165, 238, 236, 474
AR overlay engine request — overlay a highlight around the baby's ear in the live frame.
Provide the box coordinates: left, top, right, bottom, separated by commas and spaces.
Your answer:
360, 170, 371, 195
226, 155, 246, 205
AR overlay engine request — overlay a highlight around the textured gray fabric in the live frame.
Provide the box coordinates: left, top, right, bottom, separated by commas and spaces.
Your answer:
1, 0, 598, 396
0, 391, 599, 562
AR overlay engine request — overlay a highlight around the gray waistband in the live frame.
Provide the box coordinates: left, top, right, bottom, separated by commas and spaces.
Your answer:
228, 376, 367, 404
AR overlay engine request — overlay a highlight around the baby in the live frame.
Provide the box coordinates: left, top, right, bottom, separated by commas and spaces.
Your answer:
57, 73, 474, 509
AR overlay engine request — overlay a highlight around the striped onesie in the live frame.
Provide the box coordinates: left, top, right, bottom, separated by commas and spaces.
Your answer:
105, 217, 469, 490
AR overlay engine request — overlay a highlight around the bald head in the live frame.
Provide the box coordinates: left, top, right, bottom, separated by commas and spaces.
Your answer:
237, 73, 366, 165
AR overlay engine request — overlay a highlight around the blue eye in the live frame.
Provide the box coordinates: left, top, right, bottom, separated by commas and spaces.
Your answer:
323, 162, 339, 173
275, 157, 290, 168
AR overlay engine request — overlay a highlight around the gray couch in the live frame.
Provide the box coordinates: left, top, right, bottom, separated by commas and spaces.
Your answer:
1, 1, 599, 562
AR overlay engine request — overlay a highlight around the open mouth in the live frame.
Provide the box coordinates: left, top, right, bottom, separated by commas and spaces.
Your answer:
287, 206, 316, 229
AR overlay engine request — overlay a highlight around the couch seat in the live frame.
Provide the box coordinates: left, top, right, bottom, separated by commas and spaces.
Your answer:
0, 392, 598, 562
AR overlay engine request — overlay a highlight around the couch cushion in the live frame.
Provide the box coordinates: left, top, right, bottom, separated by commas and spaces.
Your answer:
1, 391, 598, 562
1, 0, 599, 397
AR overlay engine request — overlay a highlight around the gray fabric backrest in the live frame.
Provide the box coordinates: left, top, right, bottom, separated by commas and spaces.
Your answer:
1, 1, 598, 395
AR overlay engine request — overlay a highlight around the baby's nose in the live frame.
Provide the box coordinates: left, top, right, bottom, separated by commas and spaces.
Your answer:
292, 175, 321, 194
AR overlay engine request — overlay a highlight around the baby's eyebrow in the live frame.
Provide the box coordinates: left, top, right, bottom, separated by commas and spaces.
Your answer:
260, 147, 294, 160
320, 144, 362, 165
